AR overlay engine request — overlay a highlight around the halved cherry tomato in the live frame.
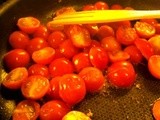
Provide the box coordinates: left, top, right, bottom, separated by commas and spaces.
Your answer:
39, 100, 71, 120
134, 21, 156, 38
107, 61, 136, 88
2, 67, 28, 90
152, 99, 160, 120
55, 7, 76, 16
89, 46, 109, 70
17, 16, 40, 34
67, 25, 92, 48
9, 31, 30, 49
148, 55, 160, 79
49, 57, 74, 77
72, 52, 92, 72
32, 47, 55, 65
94, 1, 109, 10
79, 67, 105, 93
140, 18, 158, 25
3, 49, 30, 70
28, 64, 49, 78
26, 37, 49, 55
12, 100, 40, 120
59, 74, 86, 105
21, 75, 49, 100
83, 24, 99, 37
134, 38, 154, 60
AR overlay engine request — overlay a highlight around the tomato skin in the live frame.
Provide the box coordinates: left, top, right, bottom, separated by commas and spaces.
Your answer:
17, 16, 40, 34
40, 100, 71, 120
12, 100, 40, 120
79, 67, 105, 93
49, 57, 74, 77
107, 61, 136, 88
152, 99, 160, 120
21, 75, 50, 100
94, 1, 109, 10
89, 46, 109, 70
59, 74, 86, 105
9, 31, 30, 49
28, 64, 49, 78
110, 4, 123, 9
148, 55, 160, 79
82, 4, 96, 11
2, 67, 28, 90
72, 52, 92, 72
26, 37, 49, 55
32, 47, 55, 65
134, 38, 154, 60
3, 49, 30, 70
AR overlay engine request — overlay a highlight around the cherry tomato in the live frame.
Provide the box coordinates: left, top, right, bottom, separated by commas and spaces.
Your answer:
148, 55, 160, 79
3, 49, 30, 70
140, 18, 158, 25
59, 39, 80, 59
152, 99, 160, 120
59, 74, 86, 105
89, 46, 109, 70
110, 4, 123, 9
116, 26, 138, 45
82, 4, 96, 11
28, 64, 49, 78
32, 47, 55, 65
55, 7, 76, 16
49, 57, 74, 77
33, 25, 49, 40
94, 1, 109, 10
26, 37, 49, 55
9, 31, 30, 49
47, 76, 61, 100
72, 52, 92, 72
148, 35, 160, 55
79, 67, 105, 93
2, 67, 28, 90
39, 100, 71, 120
134, 21, 156, 38
21, 75, 50, 100
83, 24, 99, 37
12, 100, 40, 120
67, 25, 92, 48
134, 38, 154, 60
47, 31, 66, 48
124, 45, 143, 64
17, 16, 40, 34
107, 61, 136, 88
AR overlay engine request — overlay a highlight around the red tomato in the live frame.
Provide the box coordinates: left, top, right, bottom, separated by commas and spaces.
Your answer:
140, 18, 158, 25
82, 4, 96, 11
124, 45, 143, 64
116, 26, 138, 45
107, 61, 136, 88
110, 4, 123, 9
79, 67, 105, 93
33, 25, 49, 40
72, 52, 92, 72
55, 7, 76, 16
134, 21, 156, 38
12, 100, 40, 120
2, 67, 28, 90
59, 39, 80, 59
21, 75, 50, 100
152, 99, 160, 120
47, 76, 61, 100
47, 31, 66, 48
32, 47, 55, 65
134, 38, 154, 60
67, 25, 92, 48
26, 37, 49, 55
28, 64, 49, 78
89, 46, 109, 70
59, 74, 86, 105
148, 55, 160, 79
96, 25, 114, 40
100, 36, 121, 52
17, 16, 40, 34
3, 49, 30, 70
83, 24, 99, 37
39, 100, 71, 120
9, 31, 30, 49
49, 57, 74, 77
94, 1, 109, 10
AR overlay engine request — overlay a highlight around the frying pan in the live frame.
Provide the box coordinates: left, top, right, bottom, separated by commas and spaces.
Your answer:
1, 0, 160, 119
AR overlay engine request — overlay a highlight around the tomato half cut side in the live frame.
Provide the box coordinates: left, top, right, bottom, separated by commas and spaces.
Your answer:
12, 100, 40, 120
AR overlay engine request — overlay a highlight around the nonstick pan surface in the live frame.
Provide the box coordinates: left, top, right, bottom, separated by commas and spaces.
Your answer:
1, 0, 160, 120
